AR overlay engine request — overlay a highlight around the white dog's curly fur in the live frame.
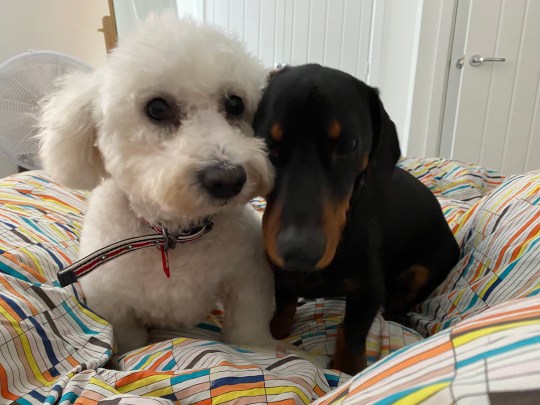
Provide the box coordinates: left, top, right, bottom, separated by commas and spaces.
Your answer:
38, 15, 276, 353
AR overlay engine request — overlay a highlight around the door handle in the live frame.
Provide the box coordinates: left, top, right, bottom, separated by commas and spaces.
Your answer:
469, 54, 506, 67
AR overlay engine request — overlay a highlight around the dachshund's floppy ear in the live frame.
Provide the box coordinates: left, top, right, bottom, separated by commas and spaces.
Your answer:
367, 87, 401, 179
38, 71, 106, 190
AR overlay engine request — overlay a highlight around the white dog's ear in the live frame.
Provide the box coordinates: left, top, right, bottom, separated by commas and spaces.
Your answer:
38, 71, 106, 190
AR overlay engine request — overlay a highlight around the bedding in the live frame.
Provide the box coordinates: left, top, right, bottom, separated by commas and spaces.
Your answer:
0, 157, 538, 404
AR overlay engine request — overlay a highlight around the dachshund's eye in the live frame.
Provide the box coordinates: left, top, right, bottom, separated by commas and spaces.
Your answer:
336, 137, 358, 155
146, 98, 177, 125
224, 95, 245, 117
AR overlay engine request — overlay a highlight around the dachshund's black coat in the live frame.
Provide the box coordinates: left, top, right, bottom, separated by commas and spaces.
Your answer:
254, 64, 459, 375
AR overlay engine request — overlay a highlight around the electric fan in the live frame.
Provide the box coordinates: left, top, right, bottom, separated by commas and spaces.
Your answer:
0, 50, 92, 170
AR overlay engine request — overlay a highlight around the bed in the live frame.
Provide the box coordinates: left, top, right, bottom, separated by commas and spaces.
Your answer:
0, 157, 539, 404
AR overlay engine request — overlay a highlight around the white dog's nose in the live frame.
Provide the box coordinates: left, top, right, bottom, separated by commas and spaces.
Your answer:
199, 164, 246, 199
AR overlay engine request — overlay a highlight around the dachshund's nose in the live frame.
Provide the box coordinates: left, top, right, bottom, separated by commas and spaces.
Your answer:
199, 164, 246, 199
277, 226, 326, 271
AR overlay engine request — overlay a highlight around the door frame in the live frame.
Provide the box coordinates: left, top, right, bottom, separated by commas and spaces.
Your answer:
439, 0, 472, 159
406, 0, 459, 158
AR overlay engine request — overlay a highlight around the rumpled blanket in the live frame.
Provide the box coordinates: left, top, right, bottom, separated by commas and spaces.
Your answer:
1, 157, 539, 404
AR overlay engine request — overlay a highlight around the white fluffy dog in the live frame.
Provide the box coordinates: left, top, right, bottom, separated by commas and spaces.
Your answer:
38, 15, 275, 353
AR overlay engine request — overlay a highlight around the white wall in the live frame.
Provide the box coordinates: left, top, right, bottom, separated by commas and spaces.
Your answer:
0, 0, 109, 178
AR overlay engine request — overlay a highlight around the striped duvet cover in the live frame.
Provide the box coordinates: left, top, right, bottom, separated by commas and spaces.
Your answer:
0, 157, 538, 404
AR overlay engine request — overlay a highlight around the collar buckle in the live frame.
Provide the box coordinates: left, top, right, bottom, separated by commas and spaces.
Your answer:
161, 226, 176, 251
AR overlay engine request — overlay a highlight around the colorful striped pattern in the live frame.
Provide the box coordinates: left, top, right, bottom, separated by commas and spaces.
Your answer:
398, 157, 503, 200
0, 158, 538, 404
0, 173, 113, 404
313, 296, 540, 405
409, 170, 540, 337
398, 157, 504, 233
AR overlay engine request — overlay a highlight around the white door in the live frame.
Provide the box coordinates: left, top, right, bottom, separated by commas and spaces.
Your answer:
441, 0, 540, 175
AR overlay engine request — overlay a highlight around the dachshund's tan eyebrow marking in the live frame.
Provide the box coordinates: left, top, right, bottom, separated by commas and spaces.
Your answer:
271, 123, 283, 142
328, 120, 341, 139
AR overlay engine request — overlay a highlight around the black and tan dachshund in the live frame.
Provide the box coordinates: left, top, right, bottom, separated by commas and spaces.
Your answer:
253, 64, 459, 375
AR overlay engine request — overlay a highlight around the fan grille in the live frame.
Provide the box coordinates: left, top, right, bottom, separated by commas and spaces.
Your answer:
0, 50, 91, 170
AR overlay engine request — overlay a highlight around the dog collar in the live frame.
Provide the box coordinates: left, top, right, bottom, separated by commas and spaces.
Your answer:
139, 217, 213, 278
57, 217, 213, 287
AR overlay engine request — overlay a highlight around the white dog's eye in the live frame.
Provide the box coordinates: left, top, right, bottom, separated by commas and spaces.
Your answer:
145, 98, 179, 126
224, 95, 245, 117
